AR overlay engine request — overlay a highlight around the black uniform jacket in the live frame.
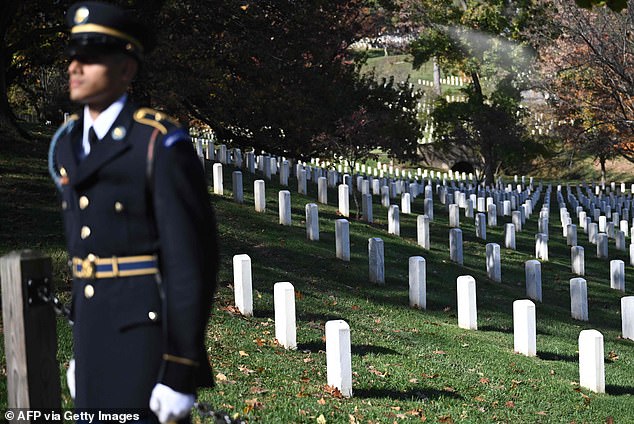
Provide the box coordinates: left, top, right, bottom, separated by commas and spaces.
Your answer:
52, 100, 218, 410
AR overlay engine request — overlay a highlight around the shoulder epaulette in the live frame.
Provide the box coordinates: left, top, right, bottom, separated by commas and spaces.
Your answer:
134, 107, 181, 135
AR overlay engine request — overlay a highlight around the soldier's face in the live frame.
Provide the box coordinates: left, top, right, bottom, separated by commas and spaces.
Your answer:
68, 53, 137, 110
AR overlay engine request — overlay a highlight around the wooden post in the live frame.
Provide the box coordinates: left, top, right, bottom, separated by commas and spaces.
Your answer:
0, 250, 61, 411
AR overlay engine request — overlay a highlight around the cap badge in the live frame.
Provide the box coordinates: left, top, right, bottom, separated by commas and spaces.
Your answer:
112, 126, 126, 140
74, 7, 90, 25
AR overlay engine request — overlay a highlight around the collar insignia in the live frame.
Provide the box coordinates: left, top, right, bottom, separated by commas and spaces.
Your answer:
112, 126, 126, 140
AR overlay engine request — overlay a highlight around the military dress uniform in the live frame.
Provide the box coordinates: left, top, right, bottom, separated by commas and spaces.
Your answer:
50, 100, 218, 414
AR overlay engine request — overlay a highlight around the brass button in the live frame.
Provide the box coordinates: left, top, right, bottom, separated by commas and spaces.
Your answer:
61, 201, 68, 210
84, 284, 94, 299
114, 202, 124, 212
60, 167, 67, 177
79, 196, 89, 210
148, 311, 158, 321
80, 226, 91, 239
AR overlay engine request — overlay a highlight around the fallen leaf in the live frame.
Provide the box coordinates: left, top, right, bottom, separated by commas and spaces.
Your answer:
325, 385, 344, 398
443, 386, 456, 393
479, 378, 490, 384
474, 396, 485, 402
433, 350, 446, 355
421, 373, 439, 379
317, 398, 326, 405
438, 415, 454, 423
608, 351, 619, 361
317, 414, 327, 424
239, 350, 249, 357
295, 290, 303, 299
536, 411, 547, 416
368, 366, 387, 377
351, 305, 360, 310
249, 386, 269, 394
505, 401, 515, 408
304, 357, 314, 363
216, 373, 227, 381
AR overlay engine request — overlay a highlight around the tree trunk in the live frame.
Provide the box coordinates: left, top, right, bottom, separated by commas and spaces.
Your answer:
600, 156, 607, 186
0, 2, 29, 140
470, 71, 493, 185
433, 58, 441, 97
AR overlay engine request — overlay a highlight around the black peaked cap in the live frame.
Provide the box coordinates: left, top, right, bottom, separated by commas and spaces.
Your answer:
66, 1, 155, 59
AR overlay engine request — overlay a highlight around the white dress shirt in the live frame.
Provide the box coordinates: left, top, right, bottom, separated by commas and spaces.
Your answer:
81, 93, 128, 157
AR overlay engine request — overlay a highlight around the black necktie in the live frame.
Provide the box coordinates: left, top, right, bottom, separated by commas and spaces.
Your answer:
88, 127, 99, 147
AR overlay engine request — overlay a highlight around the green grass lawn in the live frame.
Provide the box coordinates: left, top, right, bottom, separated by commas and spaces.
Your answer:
2, 135, 634, 423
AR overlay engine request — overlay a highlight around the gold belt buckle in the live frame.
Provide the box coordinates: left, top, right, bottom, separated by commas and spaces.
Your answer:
79, 254, 97, 279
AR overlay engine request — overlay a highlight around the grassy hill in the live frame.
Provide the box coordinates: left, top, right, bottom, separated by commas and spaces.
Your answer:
2, 135, 634, 422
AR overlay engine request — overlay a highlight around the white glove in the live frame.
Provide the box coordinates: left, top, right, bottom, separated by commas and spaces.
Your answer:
66, 359, 76, 399
149, 383, 194, 423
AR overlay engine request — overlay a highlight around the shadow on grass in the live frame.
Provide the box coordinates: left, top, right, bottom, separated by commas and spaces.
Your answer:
537, 351, 577, 362
297, 341, 400, 356
479, 325, 513, 334
606, 384, 634, 396
354, 387, 463, 401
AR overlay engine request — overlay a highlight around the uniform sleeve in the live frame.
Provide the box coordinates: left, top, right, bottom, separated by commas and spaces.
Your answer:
152, 130, 218, 393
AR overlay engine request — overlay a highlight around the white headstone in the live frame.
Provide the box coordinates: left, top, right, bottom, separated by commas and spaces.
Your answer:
306, 203, 319, 241
338, 184, 350, 217
417, 215, 430, 250
409, 256, 426, 309
298, 169, 307, 195
254, 180, 266, 212
571, 246, 585, 276
318, 177, 328, 204
274, 282, 297, 350
486, 243, 501, 282
513, 299, 537, 356
232, 171, 243, 204
525, 260, 542, 302
475, 213, 486, 240
570, 278, 589, 321
487, 203, 497, 227
401, 193, 412, 214
450, 228, 463, 265
578, 330, 605, 393
325, 320, 353, 397
610, 259, 625, 292
449, 204, 460, 228
535, 233, 548, 261
457, 275, 477, 330
362, 193, 373, 223
335, 219, 350, 261
279, 191, 292, 226
504, 223, 516, 250
233, 254, 253, 316
597, 233, 608, 258
213, 163, 224, 195
424, 198, 434, 220
621, 296, 634, 341
567, 224, 577, 247
388, 205, 400, 236
368, 238, 385, 284
280, 160, 290, 186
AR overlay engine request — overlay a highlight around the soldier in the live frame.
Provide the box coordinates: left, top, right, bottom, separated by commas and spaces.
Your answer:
49, 2, 219, 423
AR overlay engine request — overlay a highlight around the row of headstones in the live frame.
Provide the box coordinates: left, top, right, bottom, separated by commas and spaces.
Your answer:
556, 188, 634, 263
233, 253, 633, 395
195, 137, 553, 199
